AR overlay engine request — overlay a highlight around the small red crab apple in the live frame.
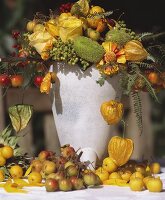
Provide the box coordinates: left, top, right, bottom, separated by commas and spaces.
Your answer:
45, 178, 59, 192
38, 150, 51, 162
0, 74, 11, 87
60, 145, 76, 158
33, 76, 44, 87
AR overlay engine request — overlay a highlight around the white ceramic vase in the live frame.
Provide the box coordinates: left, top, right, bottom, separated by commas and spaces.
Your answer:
50, 63, 121, 167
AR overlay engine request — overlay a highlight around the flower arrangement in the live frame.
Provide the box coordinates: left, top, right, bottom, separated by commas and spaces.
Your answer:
0, 0, 165, 132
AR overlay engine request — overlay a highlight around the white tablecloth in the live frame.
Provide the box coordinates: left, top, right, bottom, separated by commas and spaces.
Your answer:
0, 168, 165, 200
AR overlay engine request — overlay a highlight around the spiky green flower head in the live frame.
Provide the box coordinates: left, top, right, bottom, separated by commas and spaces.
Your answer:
105, 28, 132, 46
73, 36, 105, 63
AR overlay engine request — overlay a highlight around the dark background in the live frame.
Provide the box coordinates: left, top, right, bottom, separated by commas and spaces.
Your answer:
0, 0, 165, 32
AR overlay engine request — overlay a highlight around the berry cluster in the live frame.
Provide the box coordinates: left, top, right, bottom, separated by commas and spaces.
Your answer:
50, 39, 90, 70
59, 3, 73, 13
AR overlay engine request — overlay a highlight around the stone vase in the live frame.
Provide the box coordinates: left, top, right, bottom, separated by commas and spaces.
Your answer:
50, 63, 121, 167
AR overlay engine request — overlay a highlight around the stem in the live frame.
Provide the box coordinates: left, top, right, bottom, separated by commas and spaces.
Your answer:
0, 57, 43, 63
121, 119, 126, 138
142, 32, 165, 44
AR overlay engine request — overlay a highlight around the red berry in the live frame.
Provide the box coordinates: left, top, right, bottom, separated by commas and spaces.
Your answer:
0, 74, 11, 87
33, 76, 43, 87
107, 19, 116, 27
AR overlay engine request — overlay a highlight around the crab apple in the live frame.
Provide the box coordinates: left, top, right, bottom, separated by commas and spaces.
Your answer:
56, 156, 67, 168
10, 75, 24, 87
61, 145, 76, 158
66, 165, 78, 177
109, 172, 122, 179
83, 172, 98, 186
28, 171, 42, 184
0, 74, 11, 87
147, 72, 159, 84
64, 161, 75, 169
59, 178, 72, 191
129, 177, 144, 191
31, 159, 43, 173
102, 157, 118, 173
45, 178, 59, 192
47, 171, 65, 181
38, 150, 51, 162
9, 165, 23, 178
121, 170, 132, 182
70, 177, 84, 190
33, 76, 43, 87
146, 177, 163, 192
95, 167, 109, 182
149, 162, 161, 174
135, 164, 146, 175
42, 160, 56, 175
1, 146, 14, 159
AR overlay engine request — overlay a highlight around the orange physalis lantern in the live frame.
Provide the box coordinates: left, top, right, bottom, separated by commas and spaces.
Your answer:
100, 100, 123, 125
108, 136, 134, 166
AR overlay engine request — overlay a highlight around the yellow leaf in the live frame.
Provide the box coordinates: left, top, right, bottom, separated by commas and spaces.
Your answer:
24, 165, 32, 177
8, 104, 33, 132
4, 183, 27, 193
0, 183, 5, 187
13, 179, 29, 187
103, 178, 128, 187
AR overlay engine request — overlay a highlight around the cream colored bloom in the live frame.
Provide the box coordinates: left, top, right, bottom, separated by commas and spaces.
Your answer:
28, 30, 55, 60
58, 16, 83, 42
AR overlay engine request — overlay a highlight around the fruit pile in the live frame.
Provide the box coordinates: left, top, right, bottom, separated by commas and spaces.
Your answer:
0, 144, 101, 193
94, 136, 163, 193
29, 145, 101, 192
0, 139, 164, 194
95, 158, 163, 192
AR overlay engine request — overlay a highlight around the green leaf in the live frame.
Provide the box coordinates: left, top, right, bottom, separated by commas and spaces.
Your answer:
8, 104, 33, 133
0, 125, 12, 141
96, 75, 106, 86
139, 74, 160, 103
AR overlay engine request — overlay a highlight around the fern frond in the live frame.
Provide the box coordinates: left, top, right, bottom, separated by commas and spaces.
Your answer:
147, 44, 165, 66
128, 61, 155, 70
138, 32, 153, 40
139, 74, 160, 103
127, 74, 138, 94
131, 92, 143, 135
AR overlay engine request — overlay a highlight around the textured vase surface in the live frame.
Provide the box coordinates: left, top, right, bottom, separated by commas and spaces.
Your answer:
51, 63, 121, 166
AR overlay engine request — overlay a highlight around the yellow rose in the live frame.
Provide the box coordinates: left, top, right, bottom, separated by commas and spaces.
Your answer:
59, 16, 83, 42
28, 30, 55, 60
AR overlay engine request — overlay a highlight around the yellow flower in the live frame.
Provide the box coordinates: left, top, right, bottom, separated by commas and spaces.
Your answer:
28, 29, 55, 60
45, 19, 59, 37
100, 100, 123, 125
102, 42, 126, 64
58, 16, 83, 42
41, 40, 53, 60
40, 73, 52, 94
